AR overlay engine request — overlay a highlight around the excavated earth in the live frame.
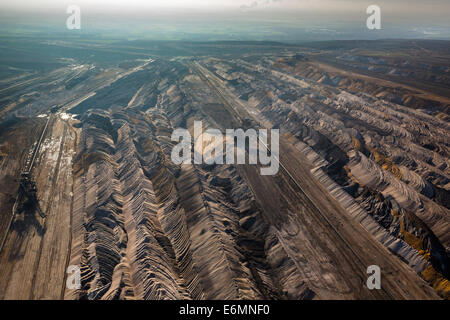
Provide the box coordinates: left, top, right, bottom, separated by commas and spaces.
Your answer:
0, 40, 448, 300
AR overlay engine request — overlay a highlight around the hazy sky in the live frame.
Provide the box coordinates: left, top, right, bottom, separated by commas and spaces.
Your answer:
1, 0, 449, 16
1, 0, 449, 40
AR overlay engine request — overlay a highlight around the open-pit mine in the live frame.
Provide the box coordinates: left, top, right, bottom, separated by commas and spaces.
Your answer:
0, 38, 448, 300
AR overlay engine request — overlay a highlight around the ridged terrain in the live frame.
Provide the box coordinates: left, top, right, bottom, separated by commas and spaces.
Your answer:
0, 40, 448, 300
